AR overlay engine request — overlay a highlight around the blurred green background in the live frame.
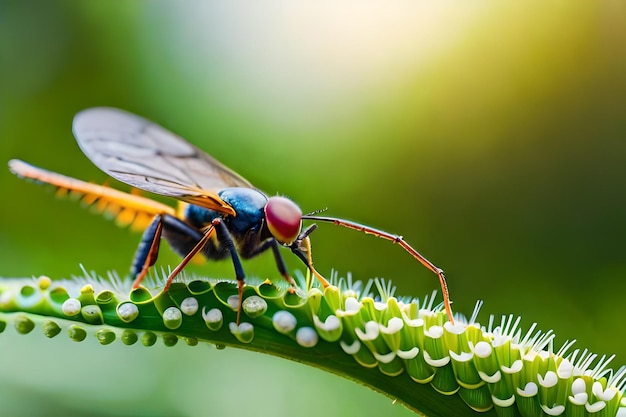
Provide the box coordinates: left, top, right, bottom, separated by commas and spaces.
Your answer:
1, 1, 626, 416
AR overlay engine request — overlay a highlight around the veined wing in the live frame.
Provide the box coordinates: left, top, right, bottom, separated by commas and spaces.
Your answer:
73, 107, 254, 215
8, 159, 176, 231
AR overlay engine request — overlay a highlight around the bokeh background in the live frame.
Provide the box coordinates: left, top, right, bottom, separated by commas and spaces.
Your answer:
1, 2, 625, 416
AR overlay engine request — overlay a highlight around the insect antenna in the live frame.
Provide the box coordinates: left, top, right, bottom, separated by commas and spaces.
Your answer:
303, 207, 328, 217
301, 214, 454, 324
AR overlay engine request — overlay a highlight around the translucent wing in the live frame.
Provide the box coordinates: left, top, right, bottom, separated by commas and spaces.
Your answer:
73, 107, 254, 215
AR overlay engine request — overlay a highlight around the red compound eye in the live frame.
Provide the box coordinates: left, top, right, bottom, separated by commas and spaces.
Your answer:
265, 196, 302, 244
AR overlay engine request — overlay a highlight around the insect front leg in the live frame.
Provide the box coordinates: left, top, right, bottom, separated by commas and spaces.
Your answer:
268, 240, 297, 287
301, 215, 454, 324
243, 238, 297, 288
289, 224, 330, 289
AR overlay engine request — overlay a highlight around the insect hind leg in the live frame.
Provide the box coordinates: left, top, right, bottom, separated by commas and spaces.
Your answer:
131, 214, 164, 287
131, 213, 204, 288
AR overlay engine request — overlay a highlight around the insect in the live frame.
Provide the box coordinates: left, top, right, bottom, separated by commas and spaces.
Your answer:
8, 107, 453, 324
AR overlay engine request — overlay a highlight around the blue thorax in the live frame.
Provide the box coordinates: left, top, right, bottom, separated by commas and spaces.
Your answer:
184, 187, 267, 234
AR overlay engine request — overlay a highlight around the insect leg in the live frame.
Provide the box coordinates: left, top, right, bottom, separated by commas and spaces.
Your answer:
211, 218, 246, 324
301, 215, 454, 324
131, 214, 164, 288
132, 213, 205, 288
268, 240, 297, 287
162, 224, 215, 292
290, 225, 330, 288
242, 238, 297, 287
